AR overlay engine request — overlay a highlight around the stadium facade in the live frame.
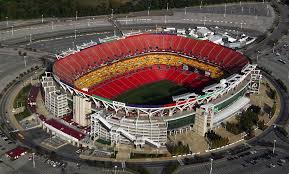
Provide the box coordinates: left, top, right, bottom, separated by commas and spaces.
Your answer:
41, 33, 261, 148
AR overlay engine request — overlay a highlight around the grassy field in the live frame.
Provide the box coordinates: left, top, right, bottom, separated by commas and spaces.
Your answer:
14, 84, 32, 121
114, 80, 189, 105
14, 84, 32, 108
76, 0, 132, 8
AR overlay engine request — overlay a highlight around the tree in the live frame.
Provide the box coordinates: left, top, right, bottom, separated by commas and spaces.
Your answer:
257, 120, 267, 131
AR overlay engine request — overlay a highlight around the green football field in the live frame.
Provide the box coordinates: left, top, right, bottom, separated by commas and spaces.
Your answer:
114, 80, 189, 105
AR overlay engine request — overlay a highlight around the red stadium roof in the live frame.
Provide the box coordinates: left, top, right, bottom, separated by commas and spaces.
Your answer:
45, 119, 85, 140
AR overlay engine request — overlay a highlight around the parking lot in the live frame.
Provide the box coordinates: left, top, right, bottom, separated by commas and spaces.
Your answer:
176, 147, 289, 174
0, 131, 17, 156
19, 115, 40, 130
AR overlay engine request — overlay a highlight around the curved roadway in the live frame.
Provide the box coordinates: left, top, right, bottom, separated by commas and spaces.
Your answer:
0, 2, 288, 174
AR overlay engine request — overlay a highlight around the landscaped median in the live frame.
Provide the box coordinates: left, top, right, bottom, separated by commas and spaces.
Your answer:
13, 84, 32, 121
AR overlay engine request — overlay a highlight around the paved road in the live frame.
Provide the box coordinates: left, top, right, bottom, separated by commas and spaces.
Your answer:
0, 48, 43, 92
0, 2, 274, 45
245, 2, 289, 55
176, 148, 289, 174
0, 2, 288, 174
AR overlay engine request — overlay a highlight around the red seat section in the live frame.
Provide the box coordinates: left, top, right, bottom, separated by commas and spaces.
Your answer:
88, 65, 212, 99
53, 33, 249, 86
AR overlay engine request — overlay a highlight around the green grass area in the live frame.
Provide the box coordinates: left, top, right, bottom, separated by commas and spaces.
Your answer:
114, 80, 189, 105
130, 153, 167, 159
96, 138, 111, 145
14, 84, 32, 121
15, 108, 31, 121
14, 84, 32, 108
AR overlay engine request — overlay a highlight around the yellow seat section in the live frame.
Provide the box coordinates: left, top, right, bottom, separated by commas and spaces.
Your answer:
74, 53, 223, 89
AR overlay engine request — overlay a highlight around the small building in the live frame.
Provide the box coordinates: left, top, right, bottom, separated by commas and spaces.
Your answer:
223, 34, 237, 42
6, 146, 27, 159
208, 35, 224, 45
177, 29, 186, 35
196, 27, 214, 38
43, 118, 86, 147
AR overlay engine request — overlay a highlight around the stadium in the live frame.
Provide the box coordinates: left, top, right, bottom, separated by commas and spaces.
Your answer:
43, 33, 262, 148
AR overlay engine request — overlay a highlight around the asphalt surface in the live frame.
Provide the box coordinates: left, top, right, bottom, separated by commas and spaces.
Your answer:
0, 48, 42, 92
176, 148, 289, 174
0, 2, 274, 45
0, 1, 288, 174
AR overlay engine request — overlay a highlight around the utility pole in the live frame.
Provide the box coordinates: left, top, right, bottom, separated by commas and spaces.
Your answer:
224, 3, 227, 17
148, 6, 150, 16
11, 26, 14, 35
256, 54, 258, 63
273, 139, 276, 154
74, 29, 77, 39
41, 14, 44, 23
23, 56, 27, 67
167, 3, 169, 11
209, 158, 213, 174
32, 152, 36, 168
75, 11, 78, 21
6, 16, 9, 27
204, 16, 206, 26
114, 166, 118, 174
200, 0, 203, 9
111, 9, 114, 18
185, 7, 187, 15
